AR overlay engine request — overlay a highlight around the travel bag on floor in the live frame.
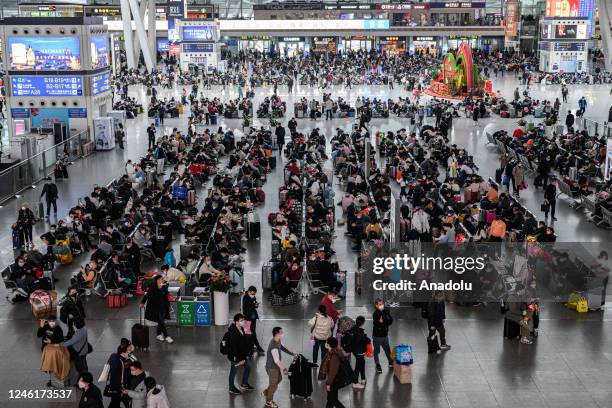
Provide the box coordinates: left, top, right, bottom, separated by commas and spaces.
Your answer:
427, 334, 440, 354
503, 317, 520, 339
107, 293, 127, 309
132, 309, 150, 350
289, 354, 315, 399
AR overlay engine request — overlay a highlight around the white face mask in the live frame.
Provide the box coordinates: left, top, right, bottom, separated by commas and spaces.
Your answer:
48, 322, 57, 328
77, 381, 86, 389
377, 305, 384, 311
21, 207, 26, 211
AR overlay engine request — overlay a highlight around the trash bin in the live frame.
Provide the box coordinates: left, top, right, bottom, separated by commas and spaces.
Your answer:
177, 296, 195, 327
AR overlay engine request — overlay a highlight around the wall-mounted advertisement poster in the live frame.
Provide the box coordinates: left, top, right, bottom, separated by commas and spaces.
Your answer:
8, 36, 81, 70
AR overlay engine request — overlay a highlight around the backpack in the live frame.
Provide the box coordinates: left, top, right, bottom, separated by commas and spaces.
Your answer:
340, 329, 355, 353
220, 331, 230, 355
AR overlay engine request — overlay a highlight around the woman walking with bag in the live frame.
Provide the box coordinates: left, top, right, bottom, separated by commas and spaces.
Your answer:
318, 337, 346, 408
308, 305, 334, 366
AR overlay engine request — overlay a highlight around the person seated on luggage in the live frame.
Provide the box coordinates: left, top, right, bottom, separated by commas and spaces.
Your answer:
37, 315, 63, 350
282, 262, 303, 288
161, 264, 186, 284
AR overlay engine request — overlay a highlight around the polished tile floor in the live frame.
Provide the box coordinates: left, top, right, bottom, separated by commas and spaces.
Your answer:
1, 75, 612, 407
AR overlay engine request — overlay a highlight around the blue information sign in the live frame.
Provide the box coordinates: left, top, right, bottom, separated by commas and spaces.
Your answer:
11, 76, 83, 97
182, 26, 216, 42
68, 108, 87, 118
92, 72, 111, 95
194, 300, 211, 326
11, 108, 30, 119
182, 43, 214, 53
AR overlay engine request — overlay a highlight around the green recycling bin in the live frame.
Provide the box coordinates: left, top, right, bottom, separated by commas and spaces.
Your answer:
177, 297, 195, 326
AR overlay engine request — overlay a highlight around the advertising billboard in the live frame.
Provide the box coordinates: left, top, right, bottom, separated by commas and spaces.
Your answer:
555, 23, 578, 38
8, 36, 81, 70
545, 0, 594, 19
504, 0, 520, 42
11, 75, 83, 97
181, 25, 217, 42
167, 0, 185, 42
157, 38, 169, 52
90, 35, 110, 69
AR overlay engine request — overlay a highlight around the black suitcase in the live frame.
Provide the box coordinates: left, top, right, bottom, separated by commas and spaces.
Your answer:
248, 221, 261, 240
132, 309, 150, 350
427, 334, 440, 354
269, 156, 277, 170
503, 317, 520, 339
495, 168, 503, 184
289, 355, 315, 399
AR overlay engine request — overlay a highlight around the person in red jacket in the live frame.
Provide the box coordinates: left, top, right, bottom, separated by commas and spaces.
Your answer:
320, 292, 341, 323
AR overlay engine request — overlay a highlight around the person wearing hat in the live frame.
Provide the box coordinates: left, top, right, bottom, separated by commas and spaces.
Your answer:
37, 315, 63, 351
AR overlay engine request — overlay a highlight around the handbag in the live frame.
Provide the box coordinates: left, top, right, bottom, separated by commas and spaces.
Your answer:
309, 315, 318, 346
540, 200, 550, 213
103, 384, 120, 398
98, 363, 110, 383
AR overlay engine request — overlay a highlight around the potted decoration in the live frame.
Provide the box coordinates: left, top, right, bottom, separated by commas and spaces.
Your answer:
209, 272, 232, 325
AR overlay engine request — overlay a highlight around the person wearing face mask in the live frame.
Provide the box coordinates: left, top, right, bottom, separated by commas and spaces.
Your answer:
17, 202, 36, 248
77, 372, 103, 408
226, 313, 255, 395
242, 286, 265, 355
121, 361, 147, 408
60, 286, 86, 337
318, 337, 346, 408
37, 315, 63, 351
372, 298, 394, 373
107, 344, 132, 408
262, 326, 298, 408
140, 275, 174, 343
55, 318, 90, 379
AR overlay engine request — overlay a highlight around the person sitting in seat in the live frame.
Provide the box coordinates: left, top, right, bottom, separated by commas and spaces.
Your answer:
161, 264, 186, 283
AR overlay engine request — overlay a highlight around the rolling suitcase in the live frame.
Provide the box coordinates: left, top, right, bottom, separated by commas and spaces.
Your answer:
503, 317, 520, 339
187, 190, 196, 206
262, 262, 274, 290
247, 212, 260, 240
37, 201, 45, 221
12, 227, 23, 249
288, 355, 315, 399
132, 309, 150, 350
269, 156, 277, 170
229, 268, 244, 294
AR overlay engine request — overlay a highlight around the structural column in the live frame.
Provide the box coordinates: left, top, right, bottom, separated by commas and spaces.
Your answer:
119, 0, 136, 69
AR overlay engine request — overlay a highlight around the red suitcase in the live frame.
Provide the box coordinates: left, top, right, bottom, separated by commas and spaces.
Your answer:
187, 190, 196, 206
107, 293, 127, 308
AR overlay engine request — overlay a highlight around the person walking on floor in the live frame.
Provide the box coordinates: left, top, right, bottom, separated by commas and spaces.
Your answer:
262, 327, 297, 408
107, 343, 131, 408
275, 125, 286, 156
40, 177, 59, 219
140, 275, 174, 344
17, 202, 35, 248
144, 377, 171, 408
309, 304, 335, 366
318, 337, 346, 408
122, 361, 147, 408
154, 143, 166, 177
543, 177, 558, 222
427, 291, 451, 351
565, 110, 575, 131
372, 298, 393, 373
349, 316, 370, 389
242, 286, 265, 355
55, 318, 89, 377
226, 313, 255, 395
147, 124, 156, 151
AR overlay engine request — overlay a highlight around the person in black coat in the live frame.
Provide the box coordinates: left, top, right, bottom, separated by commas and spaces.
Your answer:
60, 286, 86, 337
37, 314, 63, 351
275, 125, 286, 155
427, 291, 450, 350
351, 316, 371, 388
241, 287, 264, 354
17, 202, 36, 247
288, 118, 297, 136
543, 177, 558, 221
565, 111, 575, 131
123, 239, 141, 277
227, 313, 254, 394
78, 372, 104, 408
139, 275, 173, 343
372, 299, 393, 372
40, 177, 59, 218
107, 344, 131, 408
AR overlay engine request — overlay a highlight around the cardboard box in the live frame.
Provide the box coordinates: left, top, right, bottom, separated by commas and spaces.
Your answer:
393, 362, 412, 384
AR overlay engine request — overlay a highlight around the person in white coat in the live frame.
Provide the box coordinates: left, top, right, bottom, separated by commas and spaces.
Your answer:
144, 377, 171, 408
411, 207, 430, 241
308, 304, 335, 365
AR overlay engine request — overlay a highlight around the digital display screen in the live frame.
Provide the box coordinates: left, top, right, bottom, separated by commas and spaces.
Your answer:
553, 42, 586, 51
8, 36, 81, 70
92, 72, 111, 95
182, 43, 214, 53
157, 38, 169, 52
181, 25, 216, 42
555, 24, 577, 38
11, 75, 83, 97
545, 0, 593, 18
540, 24, 552, 39
90, 35, 110, 69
